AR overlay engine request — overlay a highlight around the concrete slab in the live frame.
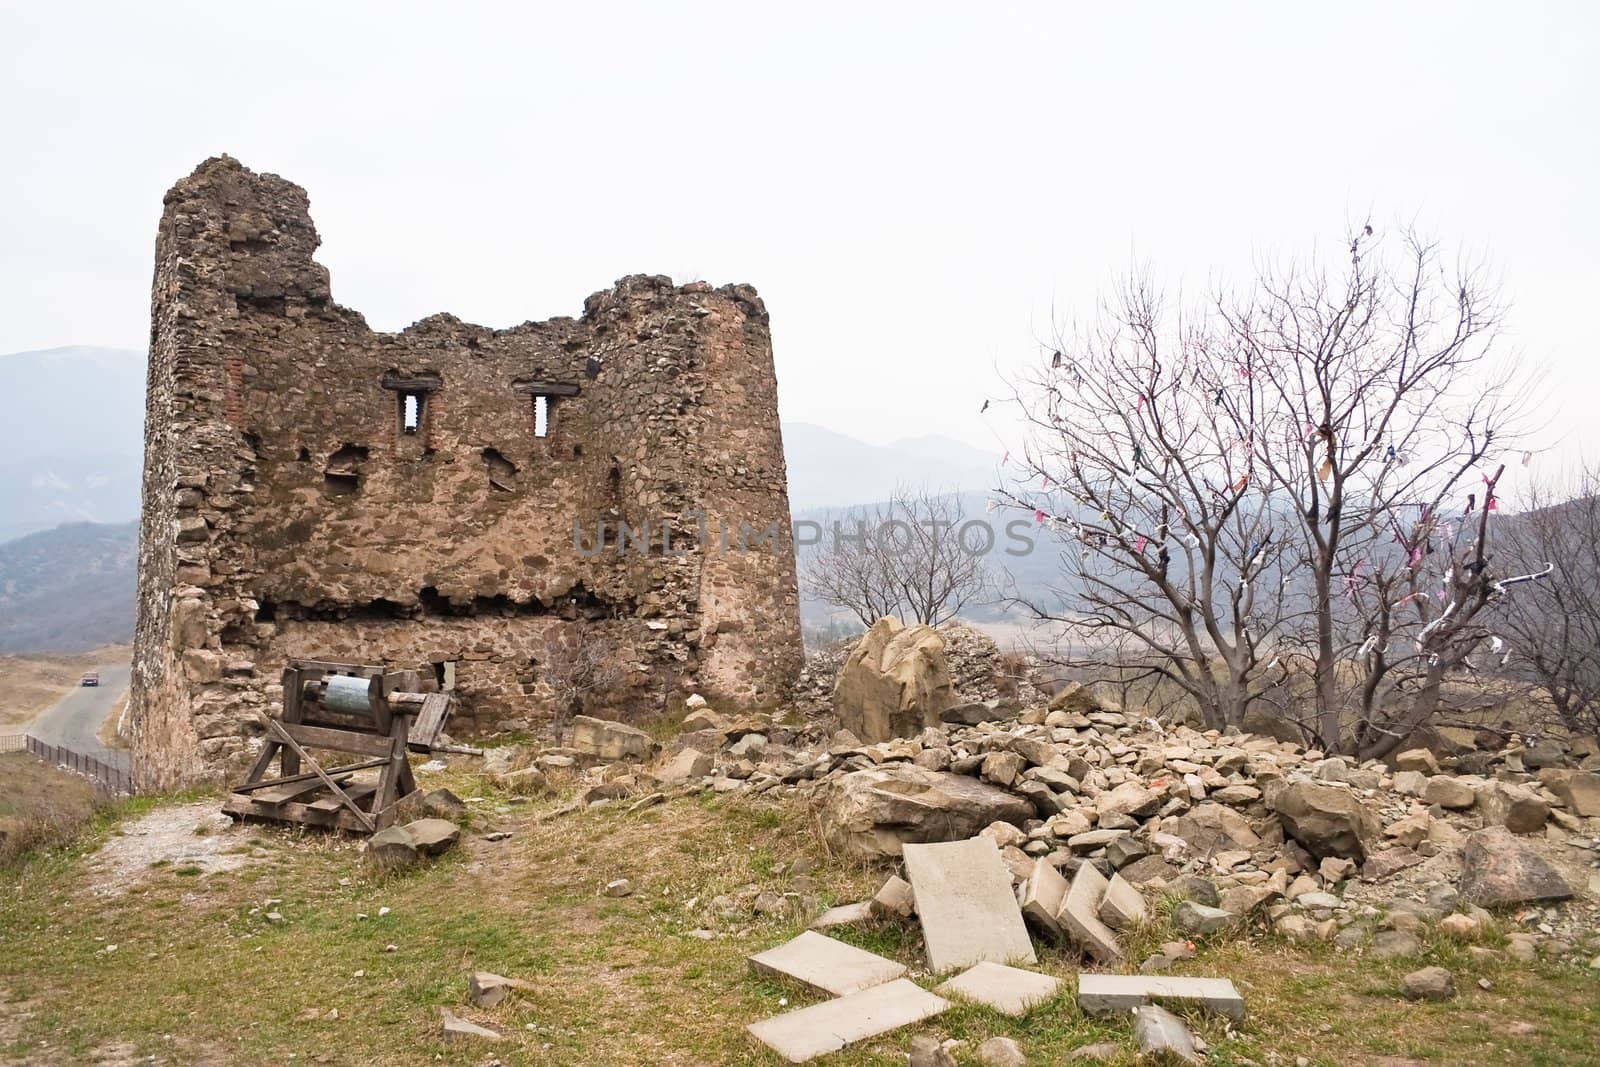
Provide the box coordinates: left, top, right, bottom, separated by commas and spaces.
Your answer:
1019, 857, 1067, 942
1057, 860, 1122, 963
903, 837, 1037, 972
1077, 973, 1245, 1020
810, 901, 874, 930
1097, 871, 1148, 931
748, 930, 907, 996
747, 978, 950, 1063
935, 960, 1062, 1016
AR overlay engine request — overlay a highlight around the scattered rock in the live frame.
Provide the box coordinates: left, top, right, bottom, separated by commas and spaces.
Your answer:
440, 1007, 502, 1042
402, 818, 461, 857
1171, 901, 1239, 937
908, 1033, 958, 1067
604, 878, 634, 898
1133, 1003, 1202, 1065
1270, 780, 1380, 861
568, 715, 657, 762
1476, 782, 1550, 834
1400, 966, 1455, 1001
364, 825, 419, 870
977, 1035, 1028, 1066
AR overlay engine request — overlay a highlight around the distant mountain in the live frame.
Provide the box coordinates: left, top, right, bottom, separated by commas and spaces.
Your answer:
0, 521, 137, 652
781, 422, 998, 510
0, 346, 145, 542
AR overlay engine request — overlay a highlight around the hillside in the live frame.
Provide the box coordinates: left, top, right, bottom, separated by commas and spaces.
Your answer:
0, 520, 137, 652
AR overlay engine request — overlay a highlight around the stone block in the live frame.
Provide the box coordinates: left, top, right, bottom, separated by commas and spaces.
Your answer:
1019, 856, 1068, 942
1097, 871, 1147, 931
1077, 973, 1245, 1020
1057, 857, 1122, 963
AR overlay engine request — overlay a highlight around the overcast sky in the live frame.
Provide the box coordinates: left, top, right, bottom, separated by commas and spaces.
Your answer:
2, 2, 1596, 468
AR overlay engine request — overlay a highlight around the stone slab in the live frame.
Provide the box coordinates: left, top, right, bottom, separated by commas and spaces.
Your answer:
810, 901, 874, 930
748, 930, 907, 996
903, 837, 1037, 972
746, 977, 949, 1063
1019, 856, 1068, 942
1077, 973, 1245, 1020
935, 960, 1062, 1016
1058, 860, 1122, 963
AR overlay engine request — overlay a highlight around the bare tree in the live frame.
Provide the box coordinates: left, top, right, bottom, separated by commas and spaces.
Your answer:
804, 486, 990, 628
1492, 466, 1600, 737
535, 627, 626, 734
1003, 226, 1534, 756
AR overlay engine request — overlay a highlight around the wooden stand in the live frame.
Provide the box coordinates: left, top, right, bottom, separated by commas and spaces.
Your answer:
223, 660, 452, 834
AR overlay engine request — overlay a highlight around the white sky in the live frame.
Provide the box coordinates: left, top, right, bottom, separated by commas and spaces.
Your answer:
2, 1, 1596, 466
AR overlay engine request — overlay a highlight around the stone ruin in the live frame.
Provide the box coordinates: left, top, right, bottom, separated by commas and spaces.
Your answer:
129, 156, 803, 790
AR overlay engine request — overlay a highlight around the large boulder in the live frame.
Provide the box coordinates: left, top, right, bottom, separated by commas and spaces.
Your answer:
831, 617, 956, 743
1475, 781, 1550, 834
1268, 780, 1380, 862
816, 764, 1033, 859
1544, 770, 1600, 817
568, 715, 657, 762
1458, 826, 1574, 908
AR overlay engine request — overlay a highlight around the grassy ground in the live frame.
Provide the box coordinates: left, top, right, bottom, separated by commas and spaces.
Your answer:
0, 766, 1595, 1066
0, 646, 130, 732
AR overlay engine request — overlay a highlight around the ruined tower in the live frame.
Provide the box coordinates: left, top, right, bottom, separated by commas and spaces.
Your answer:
130, 156, 802, 790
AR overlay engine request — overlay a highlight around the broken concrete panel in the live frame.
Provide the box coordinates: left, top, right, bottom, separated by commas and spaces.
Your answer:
1057, 858, 1122, 963
810, 901, 874, 930
440, 1008, 503, 1043
903, 837, 1037, 972
871, 874, 917, 918
1076, 973, 1246, 1021
1097, 871, 1148, 931
1019, 856, 1068, 942
746, 978, 949, 1063
747, 930, 907, 997
935, 960, 1062, 1017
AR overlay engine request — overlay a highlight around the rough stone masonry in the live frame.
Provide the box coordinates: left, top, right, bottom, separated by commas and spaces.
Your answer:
130, 156, 802, 790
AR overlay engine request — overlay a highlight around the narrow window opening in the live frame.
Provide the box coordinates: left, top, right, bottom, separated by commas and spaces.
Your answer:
533, 394, 551, 438
431, 660, 457, 690
401, 391, 423, 434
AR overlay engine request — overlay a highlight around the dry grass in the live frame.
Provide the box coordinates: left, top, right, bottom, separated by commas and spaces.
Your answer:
0, 645, 130, 733
0, 752, 100, 866
0, 768, 1595, 1066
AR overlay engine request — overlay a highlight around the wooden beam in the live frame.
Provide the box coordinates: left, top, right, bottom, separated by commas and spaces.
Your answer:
263, 718, 376, 832
278, 722, 394, 758
232, 758, 386, 794
511, 380, 581, 397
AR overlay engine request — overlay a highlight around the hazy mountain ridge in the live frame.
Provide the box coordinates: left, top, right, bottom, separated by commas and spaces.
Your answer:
0, 345, 145, 542
0, 520, 138, 652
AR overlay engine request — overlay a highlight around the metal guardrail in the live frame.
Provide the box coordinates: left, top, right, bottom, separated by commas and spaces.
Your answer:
0, 733, 23, 753
18, 735, 132, 795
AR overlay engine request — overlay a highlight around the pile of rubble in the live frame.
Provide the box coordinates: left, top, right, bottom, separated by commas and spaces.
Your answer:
474, 619, 1600, 1060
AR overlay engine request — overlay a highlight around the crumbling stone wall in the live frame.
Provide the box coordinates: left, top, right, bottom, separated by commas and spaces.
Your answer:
130, 156, 802, 790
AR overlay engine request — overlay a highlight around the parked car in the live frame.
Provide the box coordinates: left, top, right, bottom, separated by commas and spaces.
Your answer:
80, 672, 99, 687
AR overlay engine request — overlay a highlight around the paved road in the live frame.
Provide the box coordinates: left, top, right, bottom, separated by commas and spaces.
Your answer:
27, 660, 131, 770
